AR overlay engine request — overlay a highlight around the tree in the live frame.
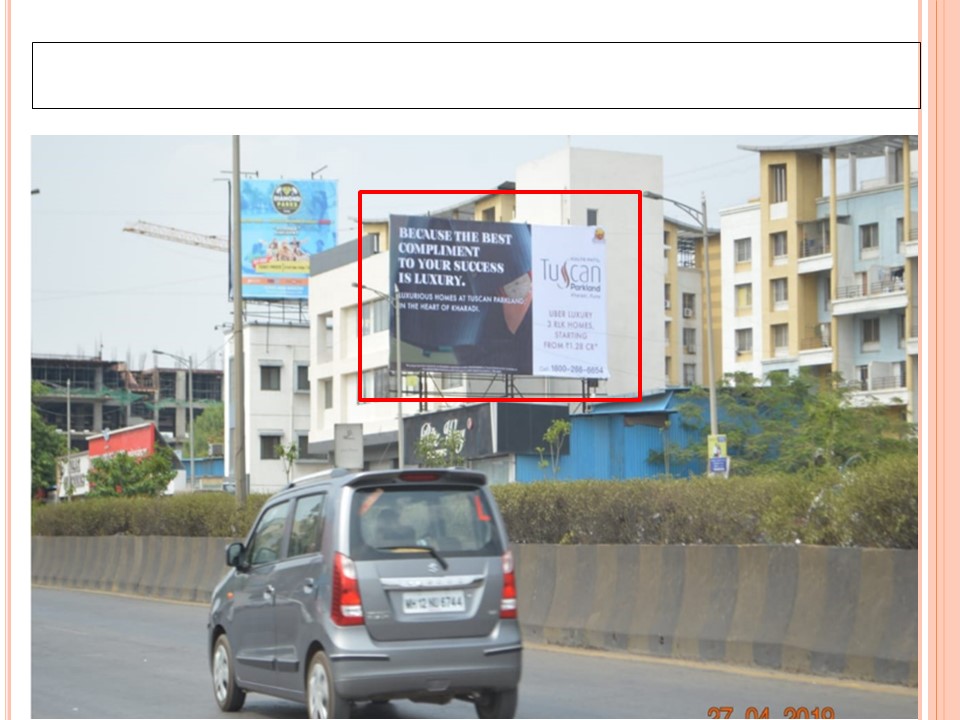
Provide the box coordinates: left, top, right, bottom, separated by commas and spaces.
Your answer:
276, 441, 299, 485
31, 382, 67, 498
191, 402, 224, 458
651, 371, 917, 476
87, 443, 178, 498
414, 428, 465, 468
536, 418, 572, 478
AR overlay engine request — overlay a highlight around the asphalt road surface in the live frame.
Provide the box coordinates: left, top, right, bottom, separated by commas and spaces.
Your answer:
31, 587, 917, 719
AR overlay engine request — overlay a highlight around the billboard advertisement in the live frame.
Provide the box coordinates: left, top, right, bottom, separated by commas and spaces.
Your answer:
388, 214, 608, 379
390, 215, 534, 374
240, 179, 337, 300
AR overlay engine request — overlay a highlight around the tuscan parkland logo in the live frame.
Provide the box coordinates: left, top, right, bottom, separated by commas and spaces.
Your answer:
540, 258, 603, 292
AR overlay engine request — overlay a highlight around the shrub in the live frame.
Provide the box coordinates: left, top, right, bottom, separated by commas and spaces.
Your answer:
32, 493, 270, 537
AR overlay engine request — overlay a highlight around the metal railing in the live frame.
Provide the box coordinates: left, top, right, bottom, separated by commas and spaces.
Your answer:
837, 278, 906, 299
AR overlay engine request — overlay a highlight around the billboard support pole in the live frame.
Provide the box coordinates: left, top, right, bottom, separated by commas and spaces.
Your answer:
232, 135, 247, 505
394, 282, 404, 469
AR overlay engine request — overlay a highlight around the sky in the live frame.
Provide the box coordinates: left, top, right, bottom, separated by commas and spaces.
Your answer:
30, 134, 873, 371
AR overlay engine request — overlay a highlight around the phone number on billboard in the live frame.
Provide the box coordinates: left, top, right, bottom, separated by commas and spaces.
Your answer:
546, 365, 605, 376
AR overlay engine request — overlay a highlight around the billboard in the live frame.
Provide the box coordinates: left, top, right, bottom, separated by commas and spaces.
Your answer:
240, 179, 337, 300
388, 214, 608, 378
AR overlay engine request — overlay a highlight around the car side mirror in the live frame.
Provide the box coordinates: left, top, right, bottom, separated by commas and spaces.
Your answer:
225, 542, 245, 568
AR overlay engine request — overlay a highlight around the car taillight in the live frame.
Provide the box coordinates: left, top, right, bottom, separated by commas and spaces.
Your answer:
500, 550, 517, 619
331, 552, 364, 626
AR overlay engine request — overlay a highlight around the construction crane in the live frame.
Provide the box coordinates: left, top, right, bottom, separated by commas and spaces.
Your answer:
123, 220, 228, 253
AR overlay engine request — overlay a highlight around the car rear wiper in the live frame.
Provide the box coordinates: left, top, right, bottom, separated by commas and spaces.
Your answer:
375, 545, 449, 570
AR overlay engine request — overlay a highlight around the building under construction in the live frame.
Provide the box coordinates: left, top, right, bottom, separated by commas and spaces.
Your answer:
31, 354, 223, 454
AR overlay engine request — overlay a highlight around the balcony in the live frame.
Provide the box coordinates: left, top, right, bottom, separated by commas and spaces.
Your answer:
899, 227, 919, 258
833, 277, 907, 315
799, 324, 832, 366
798, 221, 832, 274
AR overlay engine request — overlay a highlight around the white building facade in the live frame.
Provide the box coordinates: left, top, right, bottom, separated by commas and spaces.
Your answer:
224, 321, 318, 494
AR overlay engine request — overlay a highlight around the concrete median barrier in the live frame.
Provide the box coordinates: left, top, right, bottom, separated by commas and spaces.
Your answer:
31, 538, 917, 685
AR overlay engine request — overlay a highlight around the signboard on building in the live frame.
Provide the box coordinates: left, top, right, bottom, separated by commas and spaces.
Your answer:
240, 179, 337, 300
58, 423, 179, 498
334, 423, 364, 470
403, 404, 494, 463
388, 215, 608, 379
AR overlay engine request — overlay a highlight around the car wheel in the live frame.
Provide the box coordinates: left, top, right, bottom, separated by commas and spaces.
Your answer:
212, 634, 246, 712
306, 650, 350, 719
475, 688, 518, 719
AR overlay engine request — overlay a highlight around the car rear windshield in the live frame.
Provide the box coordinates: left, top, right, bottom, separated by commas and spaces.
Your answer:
349, 485, 503, 560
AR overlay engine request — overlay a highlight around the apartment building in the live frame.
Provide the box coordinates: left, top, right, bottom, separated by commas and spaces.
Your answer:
662, 217, 722, 388
720, 135, 918, 420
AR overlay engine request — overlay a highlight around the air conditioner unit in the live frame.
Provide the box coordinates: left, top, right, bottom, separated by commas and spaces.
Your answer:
683, 308, 694, 318
685, 345, 697, 354
664, 300, 671, 310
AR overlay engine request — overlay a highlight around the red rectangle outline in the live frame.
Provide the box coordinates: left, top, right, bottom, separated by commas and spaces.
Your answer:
357, 189, 643, 404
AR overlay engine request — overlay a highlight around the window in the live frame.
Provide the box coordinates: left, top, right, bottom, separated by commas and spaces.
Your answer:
771, 232, 788, 260
683, 328, 696, 351
351, 486, 503, 558
323, 378, 333, 410
682, 293, 696, 317
587, 208, 599, 226
897, 313, 906, 347
362, 298, 389, 336
317, 313, 334, 362
482, 206, 496, 222
736, 328, 753, 354
772, 278, 789, 309
735, 284, 752, 312
260, 434, 282, 460
664, 284, 671, 309
677, 237, 696, 268
297, 433, 312, 459
772, 323, 789, 352
296, 364, 309, 392
771, 164, 787, 203
683, 363, 697, 386
896, 217, 904, 246
260, 365, 281, 391
735, 237, 752, 263
288, 494, 327, 558
665, 356, 671, 378
860, 223, 879, 257
362, 367, 390, 398
247, 501, 290, 566
664, 321, 670, 343
862, 317, 880, 350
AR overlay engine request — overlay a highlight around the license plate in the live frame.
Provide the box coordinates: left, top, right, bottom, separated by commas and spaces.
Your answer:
401, 590, 466, 614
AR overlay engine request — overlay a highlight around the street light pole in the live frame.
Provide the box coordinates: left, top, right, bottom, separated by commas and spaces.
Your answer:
353, 282, 404, 468
154, 350, 196, 490
643, 190, 719, 438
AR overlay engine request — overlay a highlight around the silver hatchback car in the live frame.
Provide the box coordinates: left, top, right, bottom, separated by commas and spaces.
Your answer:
207, 468, 522, 718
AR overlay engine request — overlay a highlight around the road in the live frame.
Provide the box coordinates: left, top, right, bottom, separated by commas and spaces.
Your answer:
31, 587, 917, 719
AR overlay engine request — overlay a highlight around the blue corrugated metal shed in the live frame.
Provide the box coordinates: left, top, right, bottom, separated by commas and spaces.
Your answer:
515, 389, 706, 482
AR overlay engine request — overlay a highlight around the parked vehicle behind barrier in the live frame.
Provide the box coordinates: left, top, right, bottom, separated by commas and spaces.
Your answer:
207, 468, 522, 719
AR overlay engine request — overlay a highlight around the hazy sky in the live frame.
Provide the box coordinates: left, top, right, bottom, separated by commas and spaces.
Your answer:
30, 134, 867, 370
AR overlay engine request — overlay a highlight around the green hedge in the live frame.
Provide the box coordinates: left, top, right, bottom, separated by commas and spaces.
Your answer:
490, 456, 917, 549
31, 493, 270, 538
31, 456, 917, 549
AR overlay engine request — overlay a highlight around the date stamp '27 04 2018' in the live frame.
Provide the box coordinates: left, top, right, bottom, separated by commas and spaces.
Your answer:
707, 707, 836, 719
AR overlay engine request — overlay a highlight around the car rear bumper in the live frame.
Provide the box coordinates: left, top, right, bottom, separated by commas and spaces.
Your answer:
328, 630, 522, 701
